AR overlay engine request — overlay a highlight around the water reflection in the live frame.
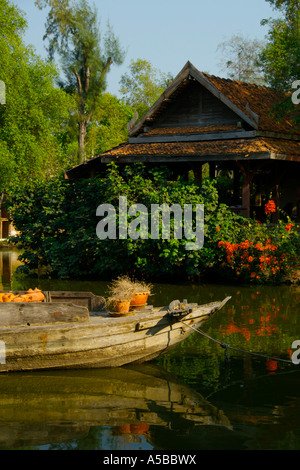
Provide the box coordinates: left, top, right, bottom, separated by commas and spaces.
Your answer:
0, 249, 21, 290
0, 364, 231, 450
0, 250, 300, 449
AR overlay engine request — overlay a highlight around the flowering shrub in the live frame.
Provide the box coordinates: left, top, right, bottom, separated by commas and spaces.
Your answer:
214, 221, 299, 284
264, 200, 277, 215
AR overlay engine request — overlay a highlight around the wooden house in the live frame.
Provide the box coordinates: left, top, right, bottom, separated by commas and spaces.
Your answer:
65, 62, 300, 221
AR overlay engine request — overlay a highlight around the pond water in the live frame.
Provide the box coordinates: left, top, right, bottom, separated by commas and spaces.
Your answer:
0, 249, 300, 450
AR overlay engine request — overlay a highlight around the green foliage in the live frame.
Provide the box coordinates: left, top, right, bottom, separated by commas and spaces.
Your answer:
0, 0, 74, 191
84, 93, 134, 156
259, 0, 300, 126
260, 0, 300, 90
7, 165, 299, 284
119, 58, 172, 120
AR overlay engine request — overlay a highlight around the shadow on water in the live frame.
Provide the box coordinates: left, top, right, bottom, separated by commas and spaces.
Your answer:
0, 249, 300, 450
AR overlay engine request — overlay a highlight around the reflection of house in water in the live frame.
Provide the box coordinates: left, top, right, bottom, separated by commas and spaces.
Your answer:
0, 205, 10, 239
0, 195, 17, 240
0, 250, 21, 289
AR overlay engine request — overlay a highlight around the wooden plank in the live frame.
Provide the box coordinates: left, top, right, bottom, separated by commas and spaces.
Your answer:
48, 291, 106, 312
0, 302, 90, 327
0, 290, 106, 312
187, 63, 259, 130
101, 152, 272, 164
128, 130, 256, 144
257, 131, 300, 141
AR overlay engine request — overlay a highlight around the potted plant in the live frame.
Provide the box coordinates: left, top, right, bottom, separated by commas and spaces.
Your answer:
107, 276, 153, 313
107, 276, 136, 315
130, 280, 153, 307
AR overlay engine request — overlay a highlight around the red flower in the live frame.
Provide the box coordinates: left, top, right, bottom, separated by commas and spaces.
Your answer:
248, 256, 254, 263
216, 226, 220, 232
265, 200, 276, 215
285, 223, 293, 232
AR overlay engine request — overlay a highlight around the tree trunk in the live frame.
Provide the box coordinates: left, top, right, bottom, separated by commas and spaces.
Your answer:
78, 121, 87, 164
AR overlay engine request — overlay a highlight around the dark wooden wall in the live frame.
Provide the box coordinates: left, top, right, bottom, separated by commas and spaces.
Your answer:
155, 81, 238, 128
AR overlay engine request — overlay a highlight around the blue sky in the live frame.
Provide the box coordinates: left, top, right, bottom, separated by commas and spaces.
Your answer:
12, 0, 277, 97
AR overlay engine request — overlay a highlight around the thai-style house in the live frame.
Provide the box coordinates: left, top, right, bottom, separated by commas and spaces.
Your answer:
65, 62, 300, 222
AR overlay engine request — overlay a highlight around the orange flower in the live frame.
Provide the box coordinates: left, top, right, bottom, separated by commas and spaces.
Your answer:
248, 256, 254, 263
265, 200, 276, 215
285, 223, 293, 232
216, 226, 220, 232
250, 272, 256, 278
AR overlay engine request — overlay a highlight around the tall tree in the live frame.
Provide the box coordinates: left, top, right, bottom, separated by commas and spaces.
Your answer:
259, 0, 300, 90
35, 0, 125, 163
217, 34, 266, 84
259, 0, 300, 127
119, 58, 172, 119
0, 0, 72, 192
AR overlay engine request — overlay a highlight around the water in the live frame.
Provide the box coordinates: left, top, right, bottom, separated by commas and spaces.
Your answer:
0, 249, 300, 450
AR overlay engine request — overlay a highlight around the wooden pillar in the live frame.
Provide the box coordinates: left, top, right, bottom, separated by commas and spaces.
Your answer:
191, 164, 202, 185
238, 162, 254, 218
296, 187, 300, 223
233, 167, 240, 205
209, 162, 216, 179
242, 174, 251, 218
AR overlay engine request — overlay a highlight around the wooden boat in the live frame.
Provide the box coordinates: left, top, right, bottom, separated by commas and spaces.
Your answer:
0, 290, 231, 372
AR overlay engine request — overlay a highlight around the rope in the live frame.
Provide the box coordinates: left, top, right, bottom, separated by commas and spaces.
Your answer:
181, 320, 294, 365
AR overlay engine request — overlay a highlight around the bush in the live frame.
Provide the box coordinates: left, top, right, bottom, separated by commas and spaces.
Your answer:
7, 163, 300, 284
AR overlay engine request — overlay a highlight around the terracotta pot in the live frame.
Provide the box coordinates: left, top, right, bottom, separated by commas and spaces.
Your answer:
115, 424, 131, 434
266, 358, 278, 371
130, 423, 149, 434
111, 300, 131, 313
130, 292, 149, 307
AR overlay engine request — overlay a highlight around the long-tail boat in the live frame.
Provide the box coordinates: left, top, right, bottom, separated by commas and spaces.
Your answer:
0, 290, 231, 372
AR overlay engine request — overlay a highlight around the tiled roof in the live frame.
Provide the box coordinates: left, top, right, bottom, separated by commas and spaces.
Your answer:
101, 137, 300, 159
202, 73, 296, 135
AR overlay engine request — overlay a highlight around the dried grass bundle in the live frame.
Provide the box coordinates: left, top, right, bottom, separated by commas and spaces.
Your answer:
107, 276, 153, 302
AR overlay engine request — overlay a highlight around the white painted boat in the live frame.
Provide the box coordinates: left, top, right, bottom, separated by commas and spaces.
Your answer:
0, 291, 231, 372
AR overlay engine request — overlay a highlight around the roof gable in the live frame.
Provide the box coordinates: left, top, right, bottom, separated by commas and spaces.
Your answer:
129, 61, 296, 137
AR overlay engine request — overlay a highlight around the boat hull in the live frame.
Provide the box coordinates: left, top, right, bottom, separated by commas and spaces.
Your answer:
0, 297, 231, 372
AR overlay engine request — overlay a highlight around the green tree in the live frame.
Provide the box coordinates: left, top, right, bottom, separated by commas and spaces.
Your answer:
0, 0, 73, 192
260, 0, 300, 90
35, 0, 126, 163
119, 58, 172, 120
85, 93, 134, 157
217, 34, 266, 84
